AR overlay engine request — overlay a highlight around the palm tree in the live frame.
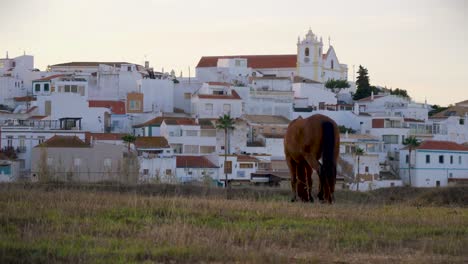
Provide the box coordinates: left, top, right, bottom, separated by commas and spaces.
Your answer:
355, 147, 365, 191
216, 114, 235, 188
403, 136, 420, 186
122, 134, 136, 152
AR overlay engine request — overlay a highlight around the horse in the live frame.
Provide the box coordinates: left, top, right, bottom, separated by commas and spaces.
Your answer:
284, 114, 340, 203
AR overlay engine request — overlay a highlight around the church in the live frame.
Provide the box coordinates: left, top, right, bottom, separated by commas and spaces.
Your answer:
195, 28, 348, 84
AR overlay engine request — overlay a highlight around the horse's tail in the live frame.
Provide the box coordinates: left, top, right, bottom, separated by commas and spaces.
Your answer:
321, 121, 337, 199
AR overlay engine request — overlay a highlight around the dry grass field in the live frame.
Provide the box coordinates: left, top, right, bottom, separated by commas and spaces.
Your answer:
0, 183, 467, 263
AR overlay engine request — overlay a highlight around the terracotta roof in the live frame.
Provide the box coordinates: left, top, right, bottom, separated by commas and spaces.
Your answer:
33, 74, 67, 82
37, 136, 90, 148
85, 133, 127, 142
237, 155, 259, 162
88, 100, 126, 115
405, 140, 468, 151
176, 156, 218, 168
14, 96, 36, 102
164, 118, 198, 126
357, 95, 386, 102
51, 62, 132, 67
431, 106, 468, 118
28, 115, 47, 120
243, 114, 290, 125
206, 82, 232, 86
196, 55, 297, 69
197, 90, 241, 100
25, 106, 38, 114
134, 137, 170, 149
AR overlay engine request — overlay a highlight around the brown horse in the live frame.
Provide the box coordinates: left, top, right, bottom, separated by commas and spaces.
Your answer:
284, 114, 340, 203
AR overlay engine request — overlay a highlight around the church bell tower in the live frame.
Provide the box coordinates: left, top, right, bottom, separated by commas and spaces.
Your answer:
297, 28, 323, 82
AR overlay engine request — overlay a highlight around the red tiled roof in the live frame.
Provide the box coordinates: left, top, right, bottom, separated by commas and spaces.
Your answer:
28, 115, 47, 120
14, 96, 36, 102
197, 90, 241, 100
85, 132, 127, 142
33, 74, 68, 82
206, 82, 232, 86
134, 137, 170, 149
37, 136, 89, 148
164, 118, 198, 126
176, 156, 218, 168
26, 106, 38, 114
408, 140, 468, 151
196, 55, 297, 69
88, 100, 126, 115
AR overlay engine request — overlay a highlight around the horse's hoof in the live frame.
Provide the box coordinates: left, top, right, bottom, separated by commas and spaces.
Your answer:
290, 196, 297, 202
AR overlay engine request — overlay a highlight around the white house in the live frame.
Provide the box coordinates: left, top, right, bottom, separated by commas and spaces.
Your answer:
134, 137, 176, 183
191, 82, 243, 119
217, 155, 259, 185
0, 118, 86, 178
138, 78, 174, 113
175, 155, 219, 183
399, 140, 468, 187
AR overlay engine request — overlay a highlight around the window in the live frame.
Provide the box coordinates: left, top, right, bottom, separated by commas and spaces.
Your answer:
127, 66, 132, 71
305, 47, 309, 57
223, 104, 231, 113
365, 166, 369, 173
200, 146, 215, 153
70, 85, 78, 93
185, 130, 198, 136
64, 85, 71, 93
35, 83, 40, 92
74, 158, 81, 167
319, 48, 321, 56
7, 136, 13, 147
459, 156, 462, 165
44, 83, 50, 92
405, 155, 409, 164
235, 60, 241, 66
205, 103, 213, 114
426, 155, 430, 164
224, 161, 232, 174
143, 169, 149, 175
450, 155, 453, 164
104, 158, 112, 169
18, 136, 25, 152
129, 100, 141, 111
401, 135, 405, 144
166, 169, 172, 175
237, 171, 246, 177
460, 119, 465, 125
382, 135, 398, 144
331, 60, 334, 69
184, 145, 199, 154
439, 155, 444, 164
239, 163, 253, 169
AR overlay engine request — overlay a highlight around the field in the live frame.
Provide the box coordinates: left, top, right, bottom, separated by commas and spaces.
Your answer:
0, 183, 467, 263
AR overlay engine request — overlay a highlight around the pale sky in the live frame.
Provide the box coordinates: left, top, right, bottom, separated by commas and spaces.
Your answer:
1, 0, 466, 106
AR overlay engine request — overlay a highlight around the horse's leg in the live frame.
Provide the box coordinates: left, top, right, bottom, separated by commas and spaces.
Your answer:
304, 162, 314, 203
303, 155, 323, 202
286, 157, 298, 202
296, 162, 309, 202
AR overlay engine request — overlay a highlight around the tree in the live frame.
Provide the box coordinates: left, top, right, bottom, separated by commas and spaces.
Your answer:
403, 136, 420, 186
216, 114, 235, 188
122, 134, 136, 152
353, 65, 373, 100
325, 79, 350, 90
390, 88, 410, 98
355, 147, 365, 191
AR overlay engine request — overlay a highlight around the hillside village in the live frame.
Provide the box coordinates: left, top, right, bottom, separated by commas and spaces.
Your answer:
1, 28, 467, 190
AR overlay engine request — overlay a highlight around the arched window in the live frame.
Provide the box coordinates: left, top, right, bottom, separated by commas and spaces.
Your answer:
305, 47, 309, 57
331, 60, 334, 69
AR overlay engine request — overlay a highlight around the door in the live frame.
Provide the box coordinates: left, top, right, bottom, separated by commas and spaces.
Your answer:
45, 101, 51, 115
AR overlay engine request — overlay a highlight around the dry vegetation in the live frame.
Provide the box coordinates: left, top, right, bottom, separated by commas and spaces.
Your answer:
0, 183, 467, 263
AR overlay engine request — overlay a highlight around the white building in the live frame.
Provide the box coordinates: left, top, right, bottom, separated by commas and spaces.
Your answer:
357, 94, 429, 121
0, 118, 86, 177
195, 28, 348, 83
292, 81, 337, 109
399, 140, 468, 187
138, 78, 174, 113
134, 137, 176, 183
175, 155, 219, 183
191, 82, 243, 119
217, 155, 259, 185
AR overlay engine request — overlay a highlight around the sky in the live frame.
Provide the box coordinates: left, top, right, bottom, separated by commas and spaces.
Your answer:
1, 0, 466, 106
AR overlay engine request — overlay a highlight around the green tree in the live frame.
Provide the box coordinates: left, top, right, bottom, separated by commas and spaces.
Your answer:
353, 65, 373, 100
403, 136, 420, 186
325, 79, 350, 89
390, 88, 410, 98
216, 114, 235, 188
355, 147, 365, 191
122, 134, 136, 152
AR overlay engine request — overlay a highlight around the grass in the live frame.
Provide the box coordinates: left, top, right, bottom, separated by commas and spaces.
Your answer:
0, 184, 467, 263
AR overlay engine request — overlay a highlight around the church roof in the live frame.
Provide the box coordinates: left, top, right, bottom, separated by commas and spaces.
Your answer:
196, 55, 297, 69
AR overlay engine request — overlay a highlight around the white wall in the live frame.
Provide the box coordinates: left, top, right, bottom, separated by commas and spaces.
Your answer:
292, 82, 337, 107
139, 79, 174, 113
